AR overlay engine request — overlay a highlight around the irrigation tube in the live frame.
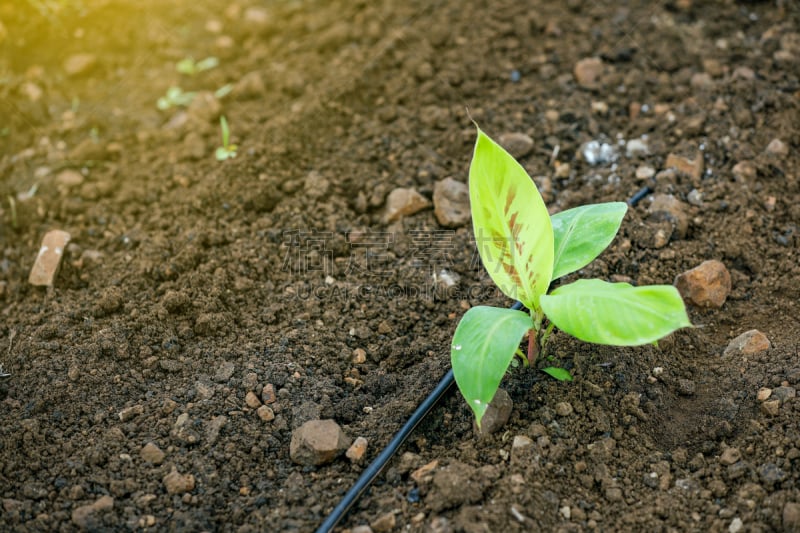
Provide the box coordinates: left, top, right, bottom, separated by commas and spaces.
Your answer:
315, 185, 653, 532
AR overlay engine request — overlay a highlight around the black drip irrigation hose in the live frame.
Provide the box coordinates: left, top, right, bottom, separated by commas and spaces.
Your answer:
315, 186, 653, 533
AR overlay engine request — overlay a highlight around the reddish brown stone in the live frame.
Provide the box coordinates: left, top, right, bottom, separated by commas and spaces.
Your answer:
723, 330, 771, 357
674, 260, 731, 308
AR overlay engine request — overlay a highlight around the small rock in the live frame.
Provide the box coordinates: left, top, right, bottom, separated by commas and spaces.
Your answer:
652, 226, 671, 249
162, 468, 195, 494
732, 160, 757, 181
371, 511, 396, 533
433, 178, 470, 228
765, 138, 789, 158
245, 391, 262, 409
635, 165, 655, 180
140, 442, 165, 465
261, 383, 276, 404
256, 405, 275, 422
761, 400, 780, 416
723, 330, 770, 357
119, 404, 143, 422
626, 138, 650, 158
591, 101, 609, 114
214, 362, 235, 383
783, 502, 800, 531
346, 437, 368, 462
719, 447, 741, 465
665, 152, 704, 183
733, 66, 755, 80
55, 169, 84, 188
757, 388, 772, 402
687, 189, 703, 207
648, 194, 690, 239
474, 388, 513, 436
581, 140, 618, 165
352, 348, 367, 364
29, 230, 71, 286
574, 57, 605, 88
674, 260, 731, 308
555, 402, 573, 416
410, 459, 439, 484
383, 188, 431, 223
205, 415, 227, 445
728, 517, 743, 533
352, 526, 374, 533
290, 419, 351, 466
71, 495, 113, 529
497, 132, 534, 159
64, 53, 97, 77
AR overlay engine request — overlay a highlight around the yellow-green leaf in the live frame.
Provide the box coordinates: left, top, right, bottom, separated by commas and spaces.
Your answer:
470, 128, 553, 309
540, 279, 692, 345
451, 306, 532, 427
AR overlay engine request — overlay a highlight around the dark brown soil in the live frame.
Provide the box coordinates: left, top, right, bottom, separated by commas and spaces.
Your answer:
1, 0, 799, 531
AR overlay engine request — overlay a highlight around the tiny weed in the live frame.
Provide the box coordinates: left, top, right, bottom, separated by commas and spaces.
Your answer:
157, 86, 196, 110
215, 116, 237, 161
452, 127, 691, 428
176, 56, 219, 76
214, 84, 233, 99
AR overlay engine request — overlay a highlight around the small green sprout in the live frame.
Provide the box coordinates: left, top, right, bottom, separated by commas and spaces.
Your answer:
215, 116, 237, 161
214, 84, 233, 99
157, 86, 196, 110
176, 56, 219, 76
452, 127, 691, 428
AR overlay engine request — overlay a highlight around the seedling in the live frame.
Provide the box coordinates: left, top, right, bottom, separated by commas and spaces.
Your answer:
156, 86, 196, 110
452, 128, 691, 427
176, 56, 219, 76
215, 116, 237, 161
214, 83, 233, 99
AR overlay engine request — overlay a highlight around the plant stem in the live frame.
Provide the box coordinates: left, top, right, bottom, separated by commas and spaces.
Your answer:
527, 329, 539, 366
539, 321, 556, 357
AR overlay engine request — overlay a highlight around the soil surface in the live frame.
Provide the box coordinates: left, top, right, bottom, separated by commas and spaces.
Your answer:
1, 0, 800, 531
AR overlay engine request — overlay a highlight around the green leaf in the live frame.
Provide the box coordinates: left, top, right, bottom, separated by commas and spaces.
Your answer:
542, 367, 573, 381
551, 202, 627, 280
540, 279, 691, 346
451, 306, 532, 427
469, 128, 553, 309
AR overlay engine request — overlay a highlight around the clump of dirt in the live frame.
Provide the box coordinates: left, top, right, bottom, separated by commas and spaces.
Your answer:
0, 0, 799, 531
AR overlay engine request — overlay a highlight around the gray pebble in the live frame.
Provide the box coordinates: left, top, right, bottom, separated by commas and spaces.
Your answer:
215, 362, 236, 383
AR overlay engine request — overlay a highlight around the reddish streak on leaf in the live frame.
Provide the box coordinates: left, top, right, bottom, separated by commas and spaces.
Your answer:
503, 185, 517, 214
508, 212, 519, 237
501, 257, 523, 287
